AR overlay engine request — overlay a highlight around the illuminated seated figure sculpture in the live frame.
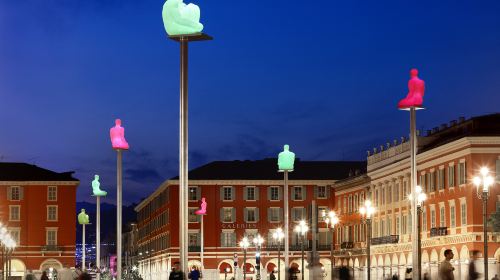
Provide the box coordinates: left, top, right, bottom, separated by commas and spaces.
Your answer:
398, 69, 425, 109
110, 119, 129, 150
162, 0, 204, 36
278, 144, 295, 171
195, 197, 207, 215
78, 209, 90, 225
92, 175, 107, 197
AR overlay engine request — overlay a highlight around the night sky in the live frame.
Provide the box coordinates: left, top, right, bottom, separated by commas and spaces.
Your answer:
1, 0, 499, 205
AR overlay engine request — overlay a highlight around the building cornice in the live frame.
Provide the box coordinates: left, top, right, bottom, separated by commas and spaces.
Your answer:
0, 181, 79, 186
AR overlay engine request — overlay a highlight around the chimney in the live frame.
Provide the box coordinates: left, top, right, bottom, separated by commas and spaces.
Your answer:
440, 123, 448, 130
450, 120, 457, 126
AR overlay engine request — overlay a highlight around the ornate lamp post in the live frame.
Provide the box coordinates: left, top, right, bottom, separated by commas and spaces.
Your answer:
409, 185, 427, 280
272, 228, 285, 280
240, 237, 250, 280
360, 200, 375, 280
473, 167, 495, 280
323, 210, 339, 280
294, 220, 309, 280
253, 234, 264, 280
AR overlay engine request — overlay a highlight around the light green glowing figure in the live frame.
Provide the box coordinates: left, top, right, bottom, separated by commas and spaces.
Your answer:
78, 209, 90, 225
278, 144, 295, 171
92, 175, 108, 197
162, 0, 204, 36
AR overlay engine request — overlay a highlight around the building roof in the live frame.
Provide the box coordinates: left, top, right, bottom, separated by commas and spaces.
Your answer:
171, 158, 366, 181
0, 163, 79, 181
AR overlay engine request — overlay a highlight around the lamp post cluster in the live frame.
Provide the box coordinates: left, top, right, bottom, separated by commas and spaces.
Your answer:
0, 224, 16, 279
360, 200, 375, 280
322, 210, 339, 280
253, 235, 264, 280
473, 167, 495, 280
239, 237, 250, 280
294, 220, 309, 280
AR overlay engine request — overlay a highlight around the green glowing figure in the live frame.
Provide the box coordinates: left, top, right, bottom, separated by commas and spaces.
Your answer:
278, 144, 295, 171
92, 175, 108, 197
162, 0, 204, 36
78, 209, 90, 225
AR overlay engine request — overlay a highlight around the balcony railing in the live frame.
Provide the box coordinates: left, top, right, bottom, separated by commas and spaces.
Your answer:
341, 242, 354, 249
188, 246, 201, 252
430, 227, 448, 237
42, 245, 63, 252
371, 235, 399, 245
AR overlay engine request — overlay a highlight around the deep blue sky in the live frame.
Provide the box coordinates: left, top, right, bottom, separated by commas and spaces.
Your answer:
1, 0, 499, 204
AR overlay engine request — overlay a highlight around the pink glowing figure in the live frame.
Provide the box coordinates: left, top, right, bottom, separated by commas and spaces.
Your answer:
195, 197, 207, 215
398, 69, 425, 109
110, 119, 130, 150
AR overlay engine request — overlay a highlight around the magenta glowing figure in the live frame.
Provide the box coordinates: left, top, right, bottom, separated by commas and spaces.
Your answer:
110, 119, 130, 150
195, 197, 207, 215
398, 69, 425, 109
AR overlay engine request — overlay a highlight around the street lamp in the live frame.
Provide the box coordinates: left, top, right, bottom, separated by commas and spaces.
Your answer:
253, 234, 264, 280
294, 220, 309, 280
409, 185, 427, 280
272, 228, 285, 280
360, 200, 375, 280
239, 237, 250, 280
224, 267, 230, 280
323, 210, 339, 280
473, 166, 495, 280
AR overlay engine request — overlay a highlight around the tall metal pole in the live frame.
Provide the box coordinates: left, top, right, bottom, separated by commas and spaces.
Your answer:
410, 107, 419, 279
330, 227, 334, 280
117, 149, 123, 280
83, 223, 86, 271
301, 234, 305, 280
243, 249, 247, 280
201, 215, 204, 274
417, 205, 422, 280
482, 192, 488, 280
97, 196, 101, 280
367, 219, 371, 280
179, 37, 189, 277
278, 240, 281, 280
284, 171, 289, 279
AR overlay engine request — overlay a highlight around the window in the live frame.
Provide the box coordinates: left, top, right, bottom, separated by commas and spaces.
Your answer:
9, 229, 20, 244
402, 215, 407, 235
222, 186, 233, 201
440, 206, 445, 227
318, 231, 330, 246
220, 231, 236, 247
431, 209, 436, 228
188, 232, 200, 246
423, 208, 427, 231
387, 217, 391, 235
10, 186, 20, 201
337, 198, 342, 213
360, 192, 365, 206
221, 208, 235, 223
46, 229, 57, 245
387, 185, 392, 204
448, 165, 455, 187
381, 187, 385, 205
380, 220, 385, 236
438, 169, 445, 190
245, 208, 258, 222
188, 187, 199, 201
268, 208, 281, 222
430, 171, 436, 192
394, 183, 399, 202
403, 181, 408, 199
419, 175, 425, 192
396, 216, 400, 235
9, 206, 20, 221
188, 208, 200, 223
458, 162, 466, 185
408, 212, 412, 232
48, 186, 57, 201
450, 205, 456, 228
348, 195, 352, 213
343, 197, 347, 213
461, 202, 467, 226
353, 225, 358, 242
360, 223, 365, 242
292, 207, 306, 222
316, 186, 327, 199
47, 206, 58, 221
375, 189, 378, 206
245, 187, 256, 200
269, 187, 280, 201
293, 186, 304, 200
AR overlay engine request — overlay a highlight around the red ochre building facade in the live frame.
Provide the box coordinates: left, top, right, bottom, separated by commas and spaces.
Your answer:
135, 159, 364, 280
136, 113, 500, 280
0, 163, 79, 277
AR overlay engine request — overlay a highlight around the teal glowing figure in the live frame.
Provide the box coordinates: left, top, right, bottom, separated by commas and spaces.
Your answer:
162, 0, 204, 36
78, 209, 90, 225
92, 175, 108, 197
278, 144, 295, 171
